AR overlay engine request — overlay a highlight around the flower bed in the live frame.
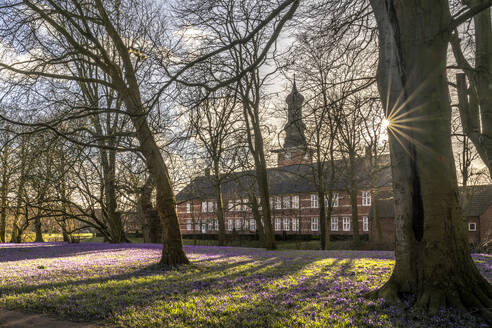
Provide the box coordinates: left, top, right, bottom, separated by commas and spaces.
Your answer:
0, 243, 490, 327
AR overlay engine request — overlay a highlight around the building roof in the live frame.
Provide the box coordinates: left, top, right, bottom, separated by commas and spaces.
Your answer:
369, 185, 492, 219
176, 158, 392, 202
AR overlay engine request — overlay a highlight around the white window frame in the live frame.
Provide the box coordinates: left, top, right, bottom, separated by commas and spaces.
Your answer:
362, 191, 371, 206
243, 219, 249, 230
275, 217, 281, 231
282, 196, 290, 209
275, 196, 282, 210
227, 219, 233, 231
214, 219, 218, 231
195, 220, 200, 231
283, 218, 290, 231
469, 222, 477, 231
332, 193, 339, 207
201, 201, 207, 213
243, 199, 249, 211
342, 217, 351, 231
292, 195, 299, 209
208, 219, 214, 231
311, 217, 319, 231
285, 151, 291, 160
201, 222, 207, 233
331, 217, 338, 231
363, 216, 369, 232
208, 201, 215, 213
250, 219, 256, 231
235, 219, 241, 230
311, 194, 318, 208
186, 203, 191, 213
292, 218, 299, 232
186, 219, 192, 231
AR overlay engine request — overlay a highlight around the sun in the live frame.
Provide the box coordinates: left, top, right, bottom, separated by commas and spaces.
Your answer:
382, 118, 390, 130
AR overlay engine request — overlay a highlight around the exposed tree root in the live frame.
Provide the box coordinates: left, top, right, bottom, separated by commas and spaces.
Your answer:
366, 274, 492, 324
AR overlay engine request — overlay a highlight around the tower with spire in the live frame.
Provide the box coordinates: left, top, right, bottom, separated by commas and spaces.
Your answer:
273, 78, 312, 167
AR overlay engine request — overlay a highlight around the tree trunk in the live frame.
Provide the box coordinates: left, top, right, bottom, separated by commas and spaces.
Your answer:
370, 0, 492, 319
95, 0, 188, 266
34, 217, 44, 242
213, 164, 226, 246
0, 142, 8, 243
120, 90, 188, 265
249, 193, 265, 244
349, 152, 360, 245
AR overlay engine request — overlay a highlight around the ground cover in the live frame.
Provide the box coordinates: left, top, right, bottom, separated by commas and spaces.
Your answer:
0, 243, 490, 327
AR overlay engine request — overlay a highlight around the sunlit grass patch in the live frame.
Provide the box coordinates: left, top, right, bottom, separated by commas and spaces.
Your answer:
0, 243, 489, 327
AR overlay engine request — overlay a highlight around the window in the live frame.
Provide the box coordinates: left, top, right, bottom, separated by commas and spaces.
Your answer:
283, 196, 290, 209
243, 199, 249, 211
235, 219, 241, 230
228, 200, 234, 211
275, 196, 282, 210
208, 201, 215, 212
275, 218, 281, 231
292, 195, 299, 209
186, 203, 191, 213
469, 222, 477, 231
201, 201, 207, 213
283, 218, 290, 231
201, 223, 207, 233
208, 220, 214, 231
195, 220, 200, 231
214, 219, 219, 231
363, 216, 369, 232
250, 219, 256, 231
332, 193, 339, 207
304, 153, 310, 160
292, 218, 299, 232
331, 217, 338, 231
227, 219, 233, 231
311, 194, 318, 208
362, 191, 371, 206
311, 217, 319, 231
343, 217, 351, 231
186, 219, 192, 231
285, 151, 291, 160
243, 219, 249, 230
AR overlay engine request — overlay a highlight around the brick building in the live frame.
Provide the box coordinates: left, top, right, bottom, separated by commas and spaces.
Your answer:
176, 82, 391, 240
175, 83, 492, 245
369, 185, 492, 245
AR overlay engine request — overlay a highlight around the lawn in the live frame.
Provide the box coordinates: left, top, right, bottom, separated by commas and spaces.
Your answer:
0, 243, 490, 328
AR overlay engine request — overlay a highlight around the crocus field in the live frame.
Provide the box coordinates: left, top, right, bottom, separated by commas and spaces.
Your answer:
0, 243, 490, 328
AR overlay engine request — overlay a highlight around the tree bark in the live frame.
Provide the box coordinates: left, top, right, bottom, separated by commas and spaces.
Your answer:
369, 0, 492, 320
34, 217, 44, 242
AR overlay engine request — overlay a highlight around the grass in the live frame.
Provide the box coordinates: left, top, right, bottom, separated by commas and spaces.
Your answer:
0, 243, 490, 327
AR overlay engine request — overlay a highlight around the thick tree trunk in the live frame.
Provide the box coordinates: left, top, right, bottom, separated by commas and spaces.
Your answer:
34, 217, 44, 242
370, 0, 492, 320
121, 90, 188, 265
